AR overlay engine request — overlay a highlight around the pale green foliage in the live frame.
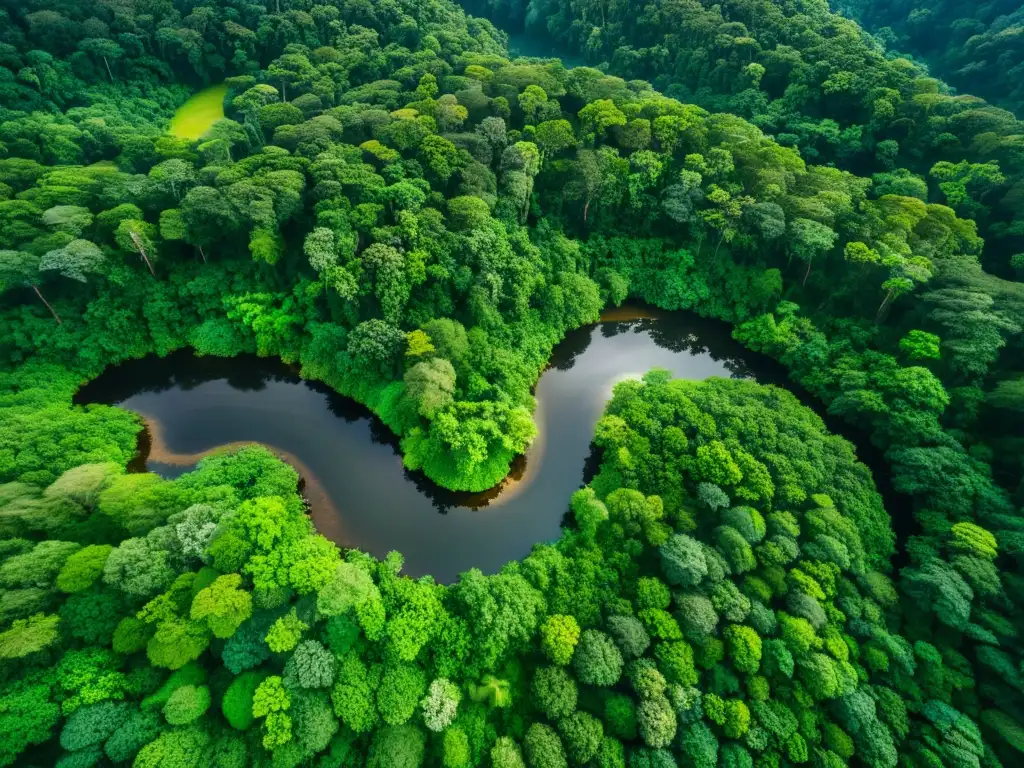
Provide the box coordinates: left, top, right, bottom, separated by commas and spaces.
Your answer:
56, 545, 113, 593
573, 630, 624, 687
540, 614, 581, 665
404, 358, 457, 418
421, 677, 461, 732
470, 675, 513, 708
103, 538, 174, 598
317, 562, 377, 617
443, 726, 471, 768
40, 239, 105, 282
190, 573, 253, 638
265, 609, 307, 652
289, 639, 336, 689
660, 535, 707, 587
606, 615, 650, 659
0, 613, 61, 659
492, 736, 527, 768
252, 675, 290, 718
163, 684, 212, 725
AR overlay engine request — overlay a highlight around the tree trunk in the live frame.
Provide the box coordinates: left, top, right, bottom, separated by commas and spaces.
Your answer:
876, 289, 893, 323
198, 245, 207, 263
130, 232, 156, 276
802, 259, 812, 286
714, 233, 725, 261
103, 56, 114, 82
583, 198, 590, 222
32, 285, 61, 324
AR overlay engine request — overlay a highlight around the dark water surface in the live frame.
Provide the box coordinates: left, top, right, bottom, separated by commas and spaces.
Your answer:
77, 308, 907, 581
506, 31, 586, 67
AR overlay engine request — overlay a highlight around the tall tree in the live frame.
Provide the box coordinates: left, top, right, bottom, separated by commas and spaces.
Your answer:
0, 248, 61, 323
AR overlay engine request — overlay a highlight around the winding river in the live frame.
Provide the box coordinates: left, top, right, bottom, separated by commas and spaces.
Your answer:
77, 307, 903, 581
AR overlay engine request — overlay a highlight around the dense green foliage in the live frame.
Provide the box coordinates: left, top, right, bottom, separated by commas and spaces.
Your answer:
836, 0, 1024, 119
2, 0, 1024, 764
467, 0, 1024, 283
0, 376, 965, 768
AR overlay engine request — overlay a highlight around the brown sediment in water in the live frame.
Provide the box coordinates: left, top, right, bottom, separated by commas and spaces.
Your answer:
135, 414, 349, 544
475, 305, 654, 506
127, 361, 546, 514
127, 304, 656, 516
459, 392, 546, 509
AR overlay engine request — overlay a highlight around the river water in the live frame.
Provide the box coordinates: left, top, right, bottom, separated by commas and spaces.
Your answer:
77, 308, 902, 581
506, 31, 586, 67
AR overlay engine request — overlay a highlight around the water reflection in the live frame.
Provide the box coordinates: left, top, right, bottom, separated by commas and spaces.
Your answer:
506, 32, 586, 68
77, 306, 903, 581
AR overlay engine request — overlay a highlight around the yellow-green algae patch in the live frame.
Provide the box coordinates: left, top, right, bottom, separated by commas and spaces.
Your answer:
167, 83, 228, 140
87, 160, 119, 172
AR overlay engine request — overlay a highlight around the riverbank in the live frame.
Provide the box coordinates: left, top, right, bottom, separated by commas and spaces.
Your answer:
133, 413, 349, 543
78, 308, 755, 580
